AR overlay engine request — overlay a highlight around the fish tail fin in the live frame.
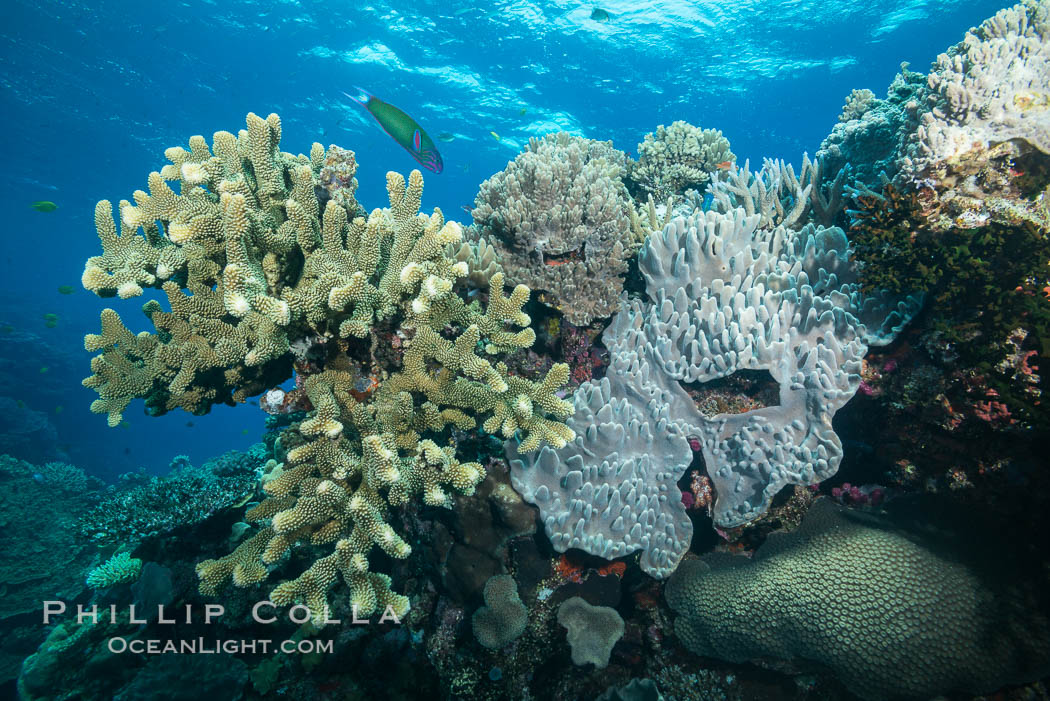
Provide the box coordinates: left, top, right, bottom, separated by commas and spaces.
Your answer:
342, 86, 372, 107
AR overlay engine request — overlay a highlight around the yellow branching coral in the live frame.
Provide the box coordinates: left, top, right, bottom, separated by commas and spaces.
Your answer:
83, 112, 575, 619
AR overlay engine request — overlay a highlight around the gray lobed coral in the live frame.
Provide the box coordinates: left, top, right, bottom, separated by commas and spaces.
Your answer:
471, 574, 528, 649
556, 597, 625, 669
471, 133, 635, 325
628, 121, 734, 202
510, 205, 919, 572
665, 498, 1050, 701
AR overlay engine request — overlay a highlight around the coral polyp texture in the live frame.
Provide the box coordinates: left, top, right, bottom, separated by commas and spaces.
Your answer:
556, 597, 625, 669
471, 574, 528, 649
904, 0, 1050, 177
628, 120, 734, 201
471, 133, 639, 325
510, 204, 919, 560
80, 112, 574, 618
666, 499, 1050, 700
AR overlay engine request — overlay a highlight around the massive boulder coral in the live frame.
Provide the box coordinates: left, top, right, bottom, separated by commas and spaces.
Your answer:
81, 112, 575, 618
510, 205, 918, 568
666, 498, 1050, 700
471, 133, 637, 325
902, 0, 1050, 179
628, 121, 734, 202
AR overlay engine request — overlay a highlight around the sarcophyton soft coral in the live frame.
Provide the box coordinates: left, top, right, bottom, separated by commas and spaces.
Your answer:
81, 113, 574, 618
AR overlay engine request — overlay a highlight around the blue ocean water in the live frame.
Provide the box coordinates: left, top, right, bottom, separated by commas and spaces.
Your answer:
0, 0, 1006, 475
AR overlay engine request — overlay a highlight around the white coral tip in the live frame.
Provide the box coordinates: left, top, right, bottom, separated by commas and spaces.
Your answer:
438, 221, 463, 244
399, 262, 421, 285
181, 162, 205, 185
228, 294, 251, 316
167, 221, 192, 244
121, 206, 144, 229
117, 281, 143, 299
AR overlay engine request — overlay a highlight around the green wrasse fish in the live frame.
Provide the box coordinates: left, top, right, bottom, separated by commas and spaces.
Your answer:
344, 87, 443, 173
31, 201, 57, 212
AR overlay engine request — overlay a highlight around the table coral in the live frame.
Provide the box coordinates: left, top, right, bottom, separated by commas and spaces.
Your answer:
80, 112, 575, 619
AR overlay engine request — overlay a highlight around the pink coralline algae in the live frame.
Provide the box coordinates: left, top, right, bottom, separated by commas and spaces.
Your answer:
681, 470, 713, 514
830, 482, 885, 506
559, 322, 606, 388
972, 397, 1014, 426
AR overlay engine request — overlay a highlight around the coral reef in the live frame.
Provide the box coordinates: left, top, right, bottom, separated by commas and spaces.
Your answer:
0, 455, 100, 686
472, 574, 529, 649
556, 597, 624, 669
816, 66, 930, 188
627, 121, 734, 202
850, 185, 1049, 426
511, 204, 919, 559
79, 112, 574, 620
821, 0, 1050, 229
78, 447, 265, 545
902, 0, 1050, 180
471, 133, 638, 325
666, 498, 1050, 700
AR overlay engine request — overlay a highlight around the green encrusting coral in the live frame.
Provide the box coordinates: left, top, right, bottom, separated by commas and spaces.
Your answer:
850, 186, 1050, 423
80, 112, 575, 620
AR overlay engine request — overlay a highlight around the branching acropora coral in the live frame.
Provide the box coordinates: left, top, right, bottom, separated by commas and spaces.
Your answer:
81, 113, 574, 618
86, 551, 142, 590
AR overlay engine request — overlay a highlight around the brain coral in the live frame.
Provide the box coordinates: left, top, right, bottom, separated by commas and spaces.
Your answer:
666, 498, 1050, 701
471, 133, 636, 325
